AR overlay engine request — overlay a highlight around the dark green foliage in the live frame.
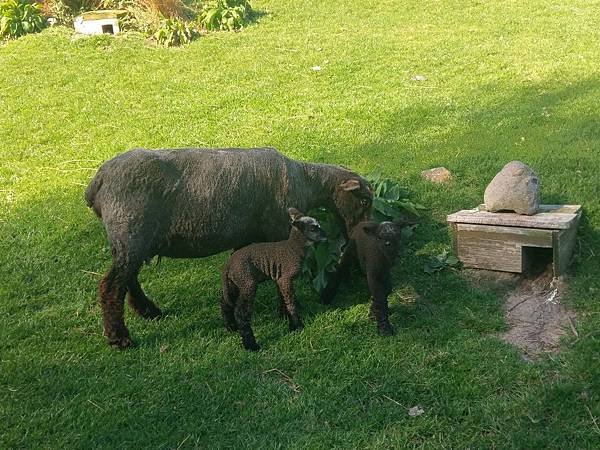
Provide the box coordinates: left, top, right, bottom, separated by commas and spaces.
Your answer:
0, 0, 46, 39
197, 0, 251, 31
423, 250, 460, 274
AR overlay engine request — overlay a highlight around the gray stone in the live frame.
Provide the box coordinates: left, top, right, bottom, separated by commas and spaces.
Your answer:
484, 161, 540, 215
421, 167, 452, 184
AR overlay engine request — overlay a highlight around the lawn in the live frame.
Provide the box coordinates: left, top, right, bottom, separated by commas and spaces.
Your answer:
1, 0, 599, 448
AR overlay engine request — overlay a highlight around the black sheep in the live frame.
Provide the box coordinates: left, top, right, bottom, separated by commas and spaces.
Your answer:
321, 219, 415, 335
85, 147, 372, 348
221, 208, 326, 351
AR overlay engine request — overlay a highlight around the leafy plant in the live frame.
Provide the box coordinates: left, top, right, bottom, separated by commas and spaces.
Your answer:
153, 16, 197, 46
423, 250, 460, 274
197, 0, 251, 31
302, 208, 346, 294
1, 0, 47, 39
367, 170, 426, 222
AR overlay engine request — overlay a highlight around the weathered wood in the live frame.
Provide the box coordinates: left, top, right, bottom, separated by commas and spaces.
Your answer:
553, 211, 582, 276
447, 205, 581, 230
448, 204, 581, 274
456, 230, 523, 272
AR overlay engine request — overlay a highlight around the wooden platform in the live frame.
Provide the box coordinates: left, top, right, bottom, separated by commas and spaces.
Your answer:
447, 205, 581, 275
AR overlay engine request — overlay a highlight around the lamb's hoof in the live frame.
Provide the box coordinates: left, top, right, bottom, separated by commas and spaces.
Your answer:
289, 321, 304, 332
377, 324, 395, 337
243, 341, 260, 352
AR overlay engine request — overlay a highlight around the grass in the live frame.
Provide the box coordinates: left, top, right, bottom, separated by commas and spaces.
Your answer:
1, 0, 599, 447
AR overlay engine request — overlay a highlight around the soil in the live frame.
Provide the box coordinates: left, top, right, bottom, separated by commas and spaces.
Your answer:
466, 266, 577, 359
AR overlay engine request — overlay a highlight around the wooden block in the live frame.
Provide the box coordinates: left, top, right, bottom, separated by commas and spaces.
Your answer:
455, 224, 554, 273
448, 204, 582, 274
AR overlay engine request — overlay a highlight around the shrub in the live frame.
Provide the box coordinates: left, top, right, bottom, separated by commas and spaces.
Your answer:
0, 0, 47, 39
153, 16, 197, 46
197, 0, 250, 31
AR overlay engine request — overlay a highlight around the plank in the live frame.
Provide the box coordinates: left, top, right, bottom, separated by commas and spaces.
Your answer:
447, 204, 581, 230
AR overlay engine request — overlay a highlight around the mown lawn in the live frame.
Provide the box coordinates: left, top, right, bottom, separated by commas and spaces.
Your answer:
1, 0, 599, 448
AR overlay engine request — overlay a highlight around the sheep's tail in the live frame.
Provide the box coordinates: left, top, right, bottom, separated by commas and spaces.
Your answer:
85, 168, 104, 217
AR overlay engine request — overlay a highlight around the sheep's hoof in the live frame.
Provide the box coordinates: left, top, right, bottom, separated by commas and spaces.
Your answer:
140, 305, 162, 320
377, 324, 395, 337
224, 322, 238, 332
107, 334, 135, 349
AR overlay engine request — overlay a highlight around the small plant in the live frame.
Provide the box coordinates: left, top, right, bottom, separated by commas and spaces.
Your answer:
153, 16, 197, 46
423, 250, 460, 274
198, 0, 251, 31
1, 0, 47, 39
367, 170, 426, 222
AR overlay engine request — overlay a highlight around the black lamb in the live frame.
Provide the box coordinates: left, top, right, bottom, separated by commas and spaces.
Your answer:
321, 218, 415, 335
221, 208, 326, 351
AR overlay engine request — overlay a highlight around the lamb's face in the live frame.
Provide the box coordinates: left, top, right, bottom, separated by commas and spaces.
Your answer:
335, 178, 373, 231
376, 222, 402, 253
295, 216, 327, 244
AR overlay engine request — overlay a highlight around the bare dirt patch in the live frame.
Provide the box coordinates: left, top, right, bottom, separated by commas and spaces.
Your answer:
466, 267, 578, 359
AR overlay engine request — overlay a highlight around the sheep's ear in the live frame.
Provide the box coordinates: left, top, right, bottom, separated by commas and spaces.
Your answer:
288, 207, 303, 222
339, 179, 361, 191
361, 222, 379, 236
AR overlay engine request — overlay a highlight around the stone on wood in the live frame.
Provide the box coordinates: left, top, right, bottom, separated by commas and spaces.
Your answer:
484, 161, 540, 215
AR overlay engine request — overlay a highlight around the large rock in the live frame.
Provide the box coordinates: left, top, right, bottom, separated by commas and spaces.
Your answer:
484, 161, 540, 215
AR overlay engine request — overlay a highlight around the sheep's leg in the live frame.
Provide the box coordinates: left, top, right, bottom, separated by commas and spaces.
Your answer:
234, 284, 259, 351
220, 275, 239, 332
99, 264, 134, 349
127, 277, 162, 320
278, 279, 304, 332
367, 272, 394, 336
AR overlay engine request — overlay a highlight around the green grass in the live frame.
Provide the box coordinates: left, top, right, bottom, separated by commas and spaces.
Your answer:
1, 0, 599, 447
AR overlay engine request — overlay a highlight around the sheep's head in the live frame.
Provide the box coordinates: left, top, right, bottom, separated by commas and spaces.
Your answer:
334, 178, 373, 232
288, 208, 327, 244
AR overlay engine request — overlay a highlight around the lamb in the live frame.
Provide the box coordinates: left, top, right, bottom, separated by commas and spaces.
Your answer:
85, 147, 372, 348
221, 208, 326, 351
320, 218, 416, 336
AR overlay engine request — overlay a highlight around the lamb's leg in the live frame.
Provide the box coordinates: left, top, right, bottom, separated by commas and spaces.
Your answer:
127, 277, 162, 320
367, 272, 394, 336
99, 263, 135, 349
278, 278, 303, 331
277, 286, 289, 319
220, 274, 239, 332
234, 284, 259, 351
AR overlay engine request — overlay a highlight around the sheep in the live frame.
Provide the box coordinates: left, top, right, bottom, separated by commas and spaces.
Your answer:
221, 208, 326, 351
85, 147, 372, 348
320, 218, 416, 336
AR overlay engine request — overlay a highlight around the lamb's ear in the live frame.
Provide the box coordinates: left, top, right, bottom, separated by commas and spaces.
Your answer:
393, 215, 418, 229
339, 179, 361, 191
288, 207, 303, 222
361, 222, 379, 236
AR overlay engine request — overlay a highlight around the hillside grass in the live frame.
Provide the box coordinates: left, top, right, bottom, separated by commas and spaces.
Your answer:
1, 0, 599, 448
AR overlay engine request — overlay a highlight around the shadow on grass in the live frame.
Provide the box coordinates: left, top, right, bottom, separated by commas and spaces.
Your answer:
2, 78, 600, 448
